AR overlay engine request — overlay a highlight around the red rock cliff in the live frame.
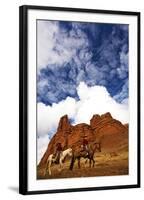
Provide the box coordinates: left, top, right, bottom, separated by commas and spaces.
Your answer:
39, 112, 128, 167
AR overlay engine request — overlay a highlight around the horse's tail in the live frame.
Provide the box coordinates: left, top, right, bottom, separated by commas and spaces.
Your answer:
69, 152, 75, 170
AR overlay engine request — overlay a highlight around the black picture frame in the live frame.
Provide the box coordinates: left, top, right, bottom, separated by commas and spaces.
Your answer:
19, 5, 141, 195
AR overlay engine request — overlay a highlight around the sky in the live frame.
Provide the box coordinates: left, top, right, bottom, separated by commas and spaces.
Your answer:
37, 20, 129, 163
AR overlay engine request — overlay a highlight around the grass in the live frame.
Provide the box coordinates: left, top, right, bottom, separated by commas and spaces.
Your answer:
37, 150, 128, 179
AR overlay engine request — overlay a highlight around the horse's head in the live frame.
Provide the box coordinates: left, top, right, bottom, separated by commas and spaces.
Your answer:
94, 142, 101, 152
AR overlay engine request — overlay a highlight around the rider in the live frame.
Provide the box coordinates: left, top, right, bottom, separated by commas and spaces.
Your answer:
81, 137, 89, 155
54, 142, 63, 164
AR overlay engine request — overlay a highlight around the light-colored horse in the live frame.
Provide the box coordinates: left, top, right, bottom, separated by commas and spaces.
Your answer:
44, 148, 73, 176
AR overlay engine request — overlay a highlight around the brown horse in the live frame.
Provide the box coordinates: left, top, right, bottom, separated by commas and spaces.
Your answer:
69, 142, 101, 170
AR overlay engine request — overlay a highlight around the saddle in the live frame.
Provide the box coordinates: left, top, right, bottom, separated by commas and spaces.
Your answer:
80, 148, 89, 156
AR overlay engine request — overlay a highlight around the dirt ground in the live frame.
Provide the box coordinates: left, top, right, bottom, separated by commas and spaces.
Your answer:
37, 150, 128, 179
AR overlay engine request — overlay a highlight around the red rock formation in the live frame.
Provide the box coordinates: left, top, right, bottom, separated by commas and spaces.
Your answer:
57, 115, 71, 132
38, 112, 128, 167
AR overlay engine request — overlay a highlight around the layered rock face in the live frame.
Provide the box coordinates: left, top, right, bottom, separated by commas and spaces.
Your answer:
39, 113, 128, 167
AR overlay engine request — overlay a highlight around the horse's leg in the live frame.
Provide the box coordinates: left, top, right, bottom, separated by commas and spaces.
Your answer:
78, 157, 81, 169
70, 152, 76, 170
48, 160, 52, 175
44, 159, 49, 176
59, 156, 63, 172
92, 158, 95, 167
89, 158, 92, 168
85, 158, 88, 165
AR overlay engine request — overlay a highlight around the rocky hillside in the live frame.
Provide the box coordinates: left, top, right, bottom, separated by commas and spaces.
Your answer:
39, 112, 128, 167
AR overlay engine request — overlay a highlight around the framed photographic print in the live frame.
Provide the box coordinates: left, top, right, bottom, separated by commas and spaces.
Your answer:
19, 5, 140, 195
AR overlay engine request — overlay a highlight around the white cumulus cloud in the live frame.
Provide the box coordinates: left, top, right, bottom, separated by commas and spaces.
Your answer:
38, 97, 77, 137
37, 21, 89, 70
75, 82, 128, 124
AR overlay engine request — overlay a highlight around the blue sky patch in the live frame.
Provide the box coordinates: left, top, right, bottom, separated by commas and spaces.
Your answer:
37, 20, 128, 105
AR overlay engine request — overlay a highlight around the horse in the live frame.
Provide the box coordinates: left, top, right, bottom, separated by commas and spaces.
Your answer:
44, 148, 73, 176
69, 142, 101, 170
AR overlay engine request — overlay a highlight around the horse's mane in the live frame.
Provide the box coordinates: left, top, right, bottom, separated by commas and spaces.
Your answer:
89, 142, 101, 154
